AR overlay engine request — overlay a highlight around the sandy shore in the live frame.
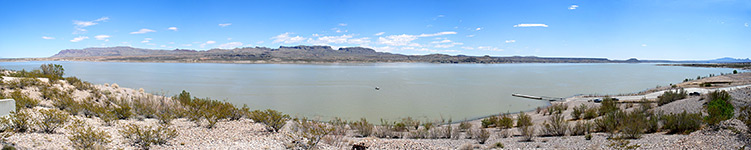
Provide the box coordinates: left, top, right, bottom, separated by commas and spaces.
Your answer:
2, 72, 751, 149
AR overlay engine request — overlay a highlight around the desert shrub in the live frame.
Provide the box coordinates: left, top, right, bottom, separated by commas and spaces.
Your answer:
661, 111, 702, 134
459, 119, 472, 131
620, 111, 647, 139
67, 119, 111, 150
249, 109, 290, 132
517, 112, 534, 141
475, 128, 490, 144
595, 110, 623, 138
64, 77, 93, 91
53, 94, 81, 115
516, 112, 533, 127
585, 133, 592, 140
645, 112, 660, 133
541, 113, 568, 136
492, 142, 504, 148
350, 118, 373, 137
5, 77, 47, 90
400, 117, 420, 130
598, 97, 619, 116
583, 106, 599, 119
657, 89, 687, 106
393, 122, 407, 132
10, 90, 39, 111
288, 119, 335, 150
496, 114, 514, 129
547, 103, 568, 115
638, 98, 652, 112
40, 64, 64, 79
481, 116, 497, 128
36, 109, 70, 133
572, 104, 587, 120
181, 95, 238, 128
7, 110, 32, 133
374, 120, 398, 138
704, 90, 734, 126
120, 123, 177, 149
569, 121, 592, 136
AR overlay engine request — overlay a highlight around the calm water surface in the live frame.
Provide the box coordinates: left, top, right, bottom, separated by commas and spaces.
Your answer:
0, 61, 738, 121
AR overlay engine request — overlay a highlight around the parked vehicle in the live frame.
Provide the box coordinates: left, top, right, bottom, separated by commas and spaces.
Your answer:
593, 98, 602, 103
689, 92, 701, 96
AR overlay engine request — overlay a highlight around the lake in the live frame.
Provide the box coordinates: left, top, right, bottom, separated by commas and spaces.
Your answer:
0, 61, 739, 121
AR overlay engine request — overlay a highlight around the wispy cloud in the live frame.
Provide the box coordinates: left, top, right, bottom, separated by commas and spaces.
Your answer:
338, 23, 347, 26
374, 32, 385, 36
641, 44, 647, 47
569, 5, 579, 10
218, 42, 243, 49
70, 36, 88, 42
271, 32, 306, 44
514, 24, 549, 27
94, 35, 110, 41
218, 23, 232, 27
200, 40, 217, 48
130, 28, 156, 34
418, 31, 457, 37
466, 35, 475, 37
168, 27, 178, 31
477, 46, 503, 51
475, 27, 482, 31
378, 34, 419, 46
141, 38, 152, 43
461, 46, 475, 50
41, 36, 55, 40
505, 40, 516, 43
434, 42, 463, 48
72, 17, 109, 34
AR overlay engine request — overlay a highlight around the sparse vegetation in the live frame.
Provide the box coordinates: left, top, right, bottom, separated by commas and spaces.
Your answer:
288, 118, 335, 150
350, 118, 373, 137
661, 111, 702, 134
7, 110, 32, 133
572, 104, 587, 120
620, 111, 647, 139
119, 123, 178, 150
517, 112, 534, 142
67, 119, 111, 150
598, 97, 619, 116
10, 90, 39, 111
541, 113, 568, 136
36, 109, 70, 133
569, 120, 592, 136
475, 128, 490, 144
481, 116, 497, 128
249, 109, 290, 132
459, 119, 472, 131
704, 90, 734, 126
496, 113, 514, 129
657, 88, 687, 106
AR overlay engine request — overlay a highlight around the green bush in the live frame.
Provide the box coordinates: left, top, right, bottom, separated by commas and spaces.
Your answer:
546, 103, 568, 115
459, 120, 472, 131
595, 110, 623, 138
179, 94, 239, 128
5, 78, 47, 89
288, 119, 335, 150
516, 112, 532, 127
638, 98, 652, 112
572, 104, 587, 120
657, 89, 687, 106
645, 112, 660, 133
8, 110, 32, 133
40, 64, 65, 79
400, 117, 420, 130
119, 123, 178, 149
738, 106, 751, 133
662, 111, 702, 134
36, 109, 70, 133
517, 112, 534, 142
620, 111, 647, 139
598, 97, 619, 116
64, 77, 93, 91
475, 128, 490, 144
67, 119, 111, 150
496, 114, 514, 129
350, 118, 373, 137
585, 133, 592, 140
569, 120, 592, 136
53, 93, 81, 115
249, 109, 290, 132
541, 113, 568, 136
705, 90, 734, 126
481, 116, 497, 128
583, 106, 599, 120
10, 90, 39, 111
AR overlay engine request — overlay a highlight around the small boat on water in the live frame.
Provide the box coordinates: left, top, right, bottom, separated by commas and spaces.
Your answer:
512, 93, 564, 101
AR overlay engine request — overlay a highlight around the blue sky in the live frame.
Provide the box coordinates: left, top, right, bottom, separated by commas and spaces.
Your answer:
0, 0, 749, 60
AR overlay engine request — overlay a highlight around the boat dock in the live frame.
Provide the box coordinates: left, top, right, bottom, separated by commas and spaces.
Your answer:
512, 93, 564, 101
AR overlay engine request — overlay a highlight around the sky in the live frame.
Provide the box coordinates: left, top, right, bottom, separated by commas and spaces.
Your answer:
0, 0, 749, 60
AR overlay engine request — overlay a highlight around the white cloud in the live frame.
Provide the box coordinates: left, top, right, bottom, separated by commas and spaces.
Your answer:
569, 5, 579, 10
94, 35, 110, 41
434, 42, 463, 48
168, 27, 178, 31
41, 36, 55, 40
219, 42, 243, 49
414, 48, 460, 53
514, 24, 549, 27
475, 27, 482, 31
466, 35, 475, 37
418, 31, 457, 37
477, 46, 503, 51
218, 23, 232, 27
256, 41, 265, 44
70, 36, 89, 42
72, 17, 109, 34
374, 32, 385, 36
378, 34, 418, 46
641, 44, 647, 47
338, 23, 347, 26
505, 40, 516, 43
200, 40, 217, 48
130, 28, 156, 34
141, 38, 152, 43
431, 39, 452, 44
348, 37, 371, 45
461, 46, 475, 50
437, 15, 445, 18
161, 45, 166, 48
272, 32, 306, 44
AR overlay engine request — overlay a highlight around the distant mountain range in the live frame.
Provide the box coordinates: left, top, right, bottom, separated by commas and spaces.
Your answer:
44, 46, 616, 63
5, 46, 746, 64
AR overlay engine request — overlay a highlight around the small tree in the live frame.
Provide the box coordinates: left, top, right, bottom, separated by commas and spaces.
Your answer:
599, 97, 619, 116
541, 113, 568, 136
40, 64, 64, 79
250, 109, 290, 132
705, 90, 733, 126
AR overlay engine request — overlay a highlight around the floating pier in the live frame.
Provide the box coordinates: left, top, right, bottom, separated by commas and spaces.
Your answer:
512, 93, 564, 101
